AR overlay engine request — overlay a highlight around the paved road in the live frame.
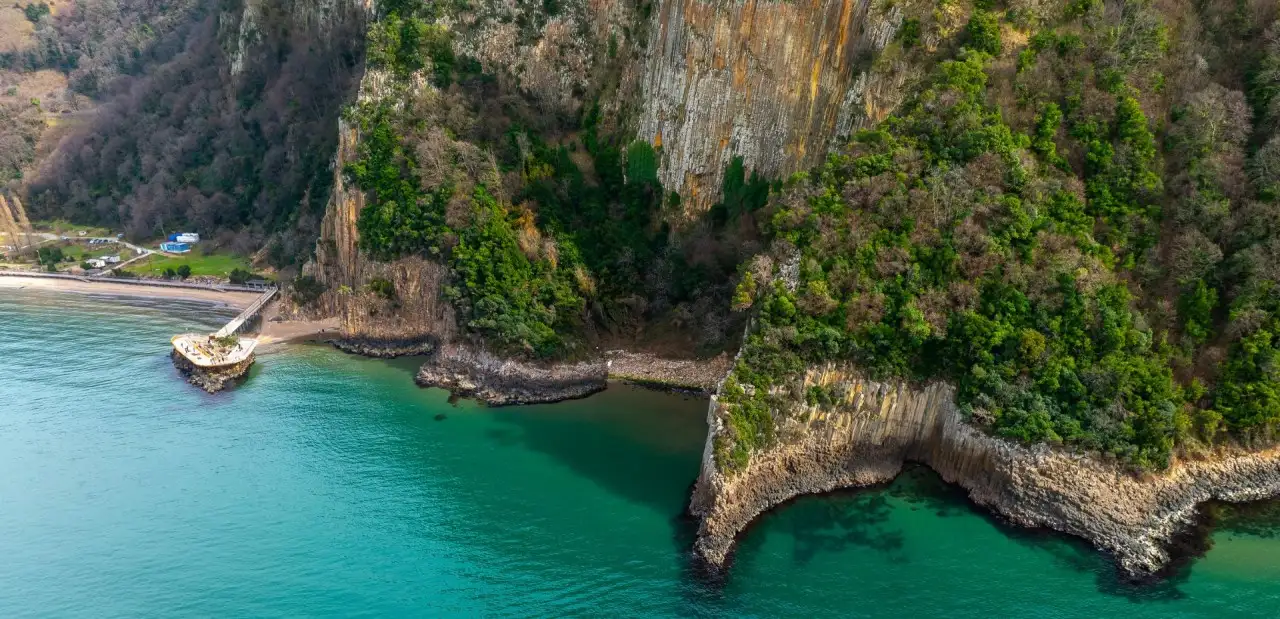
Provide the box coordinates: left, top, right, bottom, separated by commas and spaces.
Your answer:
7, 233, 153, 260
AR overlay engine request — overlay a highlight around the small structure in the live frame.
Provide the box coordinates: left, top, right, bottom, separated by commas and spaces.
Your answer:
160, 241, 191, 253
103, 255, 121, 264
176, 233, 200, 243
86, 258, 107, 269
171, 333, 259, 393
170, 287, 277, 393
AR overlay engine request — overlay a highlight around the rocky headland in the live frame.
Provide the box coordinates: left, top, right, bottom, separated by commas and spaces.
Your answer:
690, 364, 1280, 581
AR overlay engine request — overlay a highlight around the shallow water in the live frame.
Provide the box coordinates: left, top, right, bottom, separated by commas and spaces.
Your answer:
1, 288, 1278, 617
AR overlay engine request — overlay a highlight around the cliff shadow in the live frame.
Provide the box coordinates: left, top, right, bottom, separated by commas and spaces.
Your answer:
482, 386, 708, 547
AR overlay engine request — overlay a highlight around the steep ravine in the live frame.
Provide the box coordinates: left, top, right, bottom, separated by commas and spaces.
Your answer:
689, 365, 1280, 579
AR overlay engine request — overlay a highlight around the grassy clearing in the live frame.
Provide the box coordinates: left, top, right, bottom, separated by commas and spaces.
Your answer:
31, 220, 113, 238
136, 251, 256, 279
60, 242, 136, 262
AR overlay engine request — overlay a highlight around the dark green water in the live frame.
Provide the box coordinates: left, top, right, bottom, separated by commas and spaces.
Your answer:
2, 289, 1279, 617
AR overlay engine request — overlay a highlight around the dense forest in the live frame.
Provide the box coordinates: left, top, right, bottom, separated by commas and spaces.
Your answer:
718, 0, 1280, 471
5, 0, 365, 264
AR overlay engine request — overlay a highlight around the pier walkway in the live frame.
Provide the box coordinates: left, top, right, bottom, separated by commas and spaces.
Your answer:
215, 287, 278, 337
172, 286, 277, 369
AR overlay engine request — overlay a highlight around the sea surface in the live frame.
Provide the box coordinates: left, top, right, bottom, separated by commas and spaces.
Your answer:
2, 288, 1279, 618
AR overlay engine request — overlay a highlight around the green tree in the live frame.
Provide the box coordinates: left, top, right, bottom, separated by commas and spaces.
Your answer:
966, 10, 1002, 56
36, 246, 63, 271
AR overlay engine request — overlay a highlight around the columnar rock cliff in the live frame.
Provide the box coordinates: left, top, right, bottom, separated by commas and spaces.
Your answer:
638, 0, 908, 214
691, 365, 1280, 578
308, 63, 457, 353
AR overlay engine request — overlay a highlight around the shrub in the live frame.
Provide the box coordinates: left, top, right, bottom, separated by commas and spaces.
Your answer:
229, 268, 254, 284
966, 10, 1002, 56
290, 275, 326, 305
368, 277, 397, 300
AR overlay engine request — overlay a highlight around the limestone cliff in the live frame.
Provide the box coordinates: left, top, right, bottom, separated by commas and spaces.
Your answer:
691, 365, 1280, 578
638, 0, 923, 215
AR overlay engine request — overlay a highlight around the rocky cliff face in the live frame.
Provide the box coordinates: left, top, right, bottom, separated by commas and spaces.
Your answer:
638, 0, 910, 215
301, 0, 934, 366
308, 64, 457, 353
221, 0, 367, 77
306, 0, 636, 353
691, 365, 1280, 578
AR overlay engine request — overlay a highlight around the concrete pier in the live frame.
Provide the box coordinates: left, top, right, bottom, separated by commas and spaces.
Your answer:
171, 286, 278, 392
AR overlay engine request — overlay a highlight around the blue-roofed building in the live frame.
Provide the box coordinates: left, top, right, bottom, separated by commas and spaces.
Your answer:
160, 242, 191, 253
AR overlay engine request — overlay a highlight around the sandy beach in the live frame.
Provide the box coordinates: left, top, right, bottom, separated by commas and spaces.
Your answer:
2, 274, 342, 344
0, 274, 263, 308
257, 302, 341, 345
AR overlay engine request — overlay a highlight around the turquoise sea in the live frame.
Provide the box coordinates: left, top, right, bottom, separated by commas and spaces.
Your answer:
2, 288, 1279, 617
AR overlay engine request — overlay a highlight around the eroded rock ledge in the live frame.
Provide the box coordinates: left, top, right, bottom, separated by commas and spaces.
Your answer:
415, 344, 609, 405
410, 345, 733, 405
690, 365, 1280, 579
330, 336, 435, 358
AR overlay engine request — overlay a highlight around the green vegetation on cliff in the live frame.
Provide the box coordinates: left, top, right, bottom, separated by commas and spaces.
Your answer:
346, 0, 759, 358
718, 0, 1280, 471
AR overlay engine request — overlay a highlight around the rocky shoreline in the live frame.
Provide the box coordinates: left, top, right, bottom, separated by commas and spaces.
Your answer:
414, 344, 608, 405
170, 350, 254, 393
689, 365, 1280, 581
604, 351, 732, 394
320, 336, 730, 405
329, 336, 435, 358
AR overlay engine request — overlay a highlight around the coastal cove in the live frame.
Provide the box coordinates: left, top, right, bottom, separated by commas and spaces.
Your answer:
3, 289, 1280, 617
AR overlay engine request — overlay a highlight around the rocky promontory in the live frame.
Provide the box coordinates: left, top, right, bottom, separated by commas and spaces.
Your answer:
690, 364, 1280, 580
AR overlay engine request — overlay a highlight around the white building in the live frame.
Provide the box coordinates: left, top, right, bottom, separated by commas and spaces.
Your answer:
87, 259, 106, 269
176, 233, 200, 243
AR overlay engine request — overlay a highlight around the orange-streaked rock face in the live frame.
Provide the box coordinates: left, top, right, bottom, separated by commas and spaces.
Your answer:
638, 0, 904, 217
